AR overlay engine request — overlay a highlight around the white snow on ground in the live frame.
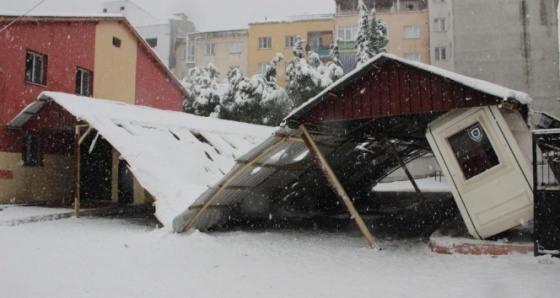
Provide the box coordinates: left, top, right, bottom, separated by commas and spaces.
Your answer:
0, 205, 71, 222
1, 212, 559, 298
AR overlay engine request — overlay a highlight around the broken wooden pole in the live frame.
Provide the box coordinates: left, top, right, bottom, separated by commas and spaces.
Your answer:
299, 124, 380, 250
74, 124, 91, 218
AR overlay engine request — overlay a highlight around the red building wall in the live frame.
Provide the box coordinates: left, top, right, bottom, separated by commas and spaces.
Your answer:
0, 21, 96, 152
135, 46, 184, 111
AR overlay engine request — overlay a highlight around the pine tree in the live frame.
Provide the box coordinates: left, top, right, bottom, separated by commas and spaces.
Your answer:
369, 8, 388, 54
326, 39, 344, 82
182, 64, 222, 117
355, 0, 373, 67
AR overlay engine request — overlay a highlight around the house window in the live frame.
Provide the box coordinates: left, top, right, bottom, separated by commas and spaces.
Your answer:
230, 41, 241, 53
258, 37, 272, 49
337, 25, 358, 49
103, 8, 107, 13
186, 41, 195, 62
434, 18, 446, 31
447, 123, 500, 180
75, 67, 93, 96
22, 134, 42, 167
404, 52, 421, 61
113, 36, 121, 48
435, 46, 447, 60
258, 62, 268, 75
146, 38, 158, 48
285, 35, 296, 48
403, 26, 420, 39
120, 6, 125, 11
25, 50, 47, 85
205, 43, 215, 55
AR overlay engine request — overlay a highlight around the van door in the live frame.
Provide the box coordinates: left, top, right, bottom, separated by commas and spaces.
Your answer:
426, 106, 533, 239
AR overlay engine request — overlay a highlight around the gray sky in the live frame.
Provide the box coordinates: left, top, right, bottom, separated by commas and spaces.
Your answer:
0, 0, 335, 31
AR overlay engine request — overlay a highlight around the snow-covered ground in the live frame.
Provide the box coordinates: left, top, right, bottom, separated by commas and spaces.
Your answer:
1, 207, 559, 297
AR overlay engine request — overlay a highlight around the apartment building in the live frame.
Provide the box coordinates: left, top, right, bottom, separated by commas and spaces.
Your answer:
429, 0, 560, 116
335, 0, 430, 72
184, 29, 249, 80
248, 14, 335, 86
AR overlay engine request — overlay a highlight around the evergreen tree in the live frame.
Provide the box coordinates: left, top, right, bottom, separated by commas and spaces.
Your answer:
369, 8, 388, 54
355, 0, 373, 67
181, 65, 222, 116
326, 39, 345, 82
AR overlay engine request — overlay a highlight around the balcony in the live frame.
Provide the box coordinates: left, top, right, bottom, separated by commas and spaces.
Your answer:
336, 0, 428, 15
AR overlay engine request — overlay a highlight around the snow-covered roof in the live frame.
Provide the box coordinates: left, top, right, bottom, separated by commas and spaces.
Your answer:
284, 53, 532, 123
0, 11, 124, 19
21, 92, 275, 227
249, 13, 334, 25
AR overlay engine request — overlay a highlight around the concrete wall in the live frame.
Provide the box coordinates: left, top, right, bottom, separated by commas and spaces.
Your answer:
451, 0, 560, 116
136, 23, 172, 68
428, 0, 454, 71
94, 21, 137, 105
0, 153, 73, 204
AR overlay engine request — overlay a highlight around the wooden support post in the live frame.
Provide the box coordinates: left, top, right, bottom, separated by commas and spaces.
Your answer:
182, 136, 289, 233
74, 124, 91, 218
74, 126, 81, 218
299, 124, 379, 250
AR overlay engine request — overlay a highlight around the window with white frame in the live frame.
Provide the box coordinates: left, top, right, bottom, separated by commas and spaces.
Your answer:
435, 46, 447, 60
229, 41, 241, 53
434, 18, 446, 31
403, 26, 420, 39
186, 41, 195, 62
205, 43, 215, 55
337, 25, 358, 48
258, 62, 268, 74
258, 37, 272, 49
75, 67, 93, 96
404, 52, 421, 61
285, 35, 296, 48
25, 50, 47, 85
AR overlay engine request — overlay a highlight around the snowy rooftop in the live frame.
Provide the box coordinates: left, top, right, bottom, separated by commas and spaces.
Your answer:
22, 92, 275, 227
285, 53, 532, 122
0, 11, 124, 19
250, 13, 334, 24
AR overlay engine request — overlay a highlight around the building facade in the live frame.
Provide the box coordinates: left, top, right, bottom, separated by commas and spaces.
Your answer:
0, 14, 188, 204
248, 14, 335, 87
334, 0, 430, 72
102, 0, 196, 77
184, 29, 249, 80
428, 0, 560, 116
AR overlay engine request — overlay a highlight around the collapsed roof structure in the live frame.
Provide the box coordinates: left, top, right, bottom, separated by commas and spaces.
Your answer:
9, 92, 275, 226
173, 53, 534, 249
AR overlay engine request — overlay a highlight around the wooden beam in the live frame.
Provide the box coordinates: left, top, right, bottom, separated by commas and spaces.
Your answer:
181, 136, 289, 232
74, 124, 91, 218
234, 160, 310, 171
299, 124, 380, 250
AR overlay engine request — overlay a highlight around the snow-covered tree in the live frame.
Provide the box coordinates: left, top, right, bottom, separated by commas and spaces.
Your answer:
369, 8, 388, 54
355, 1, 389, 67
355, 0, 374, 67
182, 64, 221, 116
326, 39, 345, 82
286, 37, 341, 107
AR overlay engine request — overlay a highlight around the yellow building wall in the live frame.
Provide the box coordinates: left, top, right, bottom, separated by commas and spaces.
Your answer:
193, 33, 249, 81
248, 19, 335, 87
0, 152, 73, 204
336, 11, 430, 64
93, 21, 137, 104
